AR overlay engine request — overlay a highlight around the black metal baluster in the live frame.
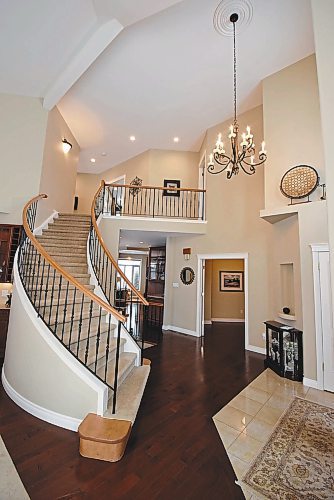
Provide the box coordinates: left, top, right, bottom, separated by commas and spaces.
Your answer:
76, 292, 85, 357
68, 286, 77, 348
61, 281, 70, 342
42, 263, 51, 318
37, 256, 46, 314
94, 307, 103, 373
104, 315, 112, 383
47, 268, 56, 326
33, 253, 42, 308
54, 275, 63, 336
152, 188, 156, 218
112, 321, 122, 414
85, 300, 94, 365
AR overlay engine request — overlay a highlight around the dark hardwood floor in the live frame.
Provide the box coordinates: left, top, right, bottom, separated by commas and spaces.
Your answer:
0, 322, 264, 499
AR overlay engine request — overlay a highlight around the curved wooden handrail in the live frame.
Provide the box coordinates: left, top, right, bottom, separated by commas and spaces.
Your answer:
105, 182, 206, 193
91, 181, 149, 307
22, 194, 125, 323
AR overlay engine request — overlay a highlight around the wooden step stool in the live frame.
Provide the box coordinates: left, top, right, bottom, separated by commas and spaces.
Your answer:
78, 413, 131, 462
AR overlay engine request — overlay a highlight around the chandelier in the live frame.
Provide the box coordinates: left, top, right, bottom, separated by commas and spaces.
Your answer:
207, 13, 267, 179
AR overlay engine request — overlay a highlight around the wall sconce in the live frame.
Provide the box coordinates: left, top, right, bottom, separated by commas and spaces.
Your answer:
62, 138, 72, 154
183, 248, 191, 261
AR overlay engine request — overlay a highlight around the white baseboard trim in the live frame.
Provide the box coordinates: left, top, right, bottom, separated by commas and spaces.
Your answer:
303, 377, 321, 389
33, 210, 58, 235
246, 344, 266, 355
1, 369, 82, 432
211, 318, 245, 323
162, 324, 199, 337
204, 320, 212, 325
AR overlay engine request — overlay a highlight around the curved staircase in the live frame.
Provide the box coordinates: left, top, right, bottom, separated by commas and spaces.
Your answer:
2, 193, 151, 462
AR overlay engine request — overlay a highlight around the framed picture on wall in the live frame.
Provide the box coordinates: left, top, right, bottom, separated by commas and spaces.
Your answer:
219, 271, 244, 292
163, 179, 180, 197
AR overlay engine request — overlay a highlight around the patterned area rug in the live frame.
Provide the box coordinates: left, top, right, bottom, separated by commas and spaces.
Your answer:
241, 397, 334, 499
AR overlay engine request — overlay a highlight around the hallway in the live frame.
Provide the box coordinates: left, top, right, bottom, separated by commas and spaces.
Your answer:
0, 323, 264, 499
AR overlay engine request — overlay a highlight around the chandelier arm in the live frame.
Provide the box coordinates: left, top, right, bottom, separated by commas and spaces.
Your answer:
238, 161, 256, 175
213, 152, 231, 167
242, 153, 267, 167
208, 164, 230, 175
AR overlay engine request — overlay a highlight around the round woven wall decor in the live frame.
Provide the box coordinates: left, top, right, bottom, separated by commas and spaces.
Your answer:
280, 165, 319, 200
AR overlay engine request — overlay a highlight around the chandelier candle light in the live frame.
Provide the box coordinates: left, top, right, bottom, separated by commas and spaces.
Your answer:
208, 12, 267, 179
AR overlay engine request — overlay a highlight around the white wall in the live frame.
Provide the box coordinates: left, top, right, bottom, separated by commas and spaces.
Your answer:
0, 94, 48, 224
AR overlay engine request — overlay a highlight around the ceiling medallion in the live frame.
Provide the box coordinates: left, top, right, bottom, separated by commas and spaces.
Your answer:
213, 0, 253, 37
208, 9, 266, 179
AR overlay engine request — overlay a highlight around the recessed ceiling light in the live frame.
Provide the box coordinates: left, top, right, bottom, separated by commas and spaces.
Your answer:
173, 137, 180, 143
140, 241, 144, 244
90, 158, 96, 163
101, 152, 107, 157
130, 135, 136, 142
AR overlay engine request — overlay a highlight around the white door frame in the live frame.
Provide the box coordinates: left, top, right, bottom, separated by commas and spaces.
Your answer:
196, 253, 249, 348
311, 243, 330, 390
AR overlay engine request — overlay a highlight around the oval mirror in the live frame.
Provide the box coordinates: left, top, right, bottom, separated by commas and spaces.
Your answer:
180, 267, 195, 285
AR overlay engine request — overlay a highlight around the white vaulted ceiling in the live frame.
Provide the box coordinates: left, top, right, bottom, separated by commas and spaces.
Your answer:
0, 0, 314, 173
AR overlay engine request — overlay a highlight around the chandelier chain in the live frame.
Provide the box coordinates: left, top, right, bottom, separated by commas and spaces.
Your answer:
233, 20, 237, 123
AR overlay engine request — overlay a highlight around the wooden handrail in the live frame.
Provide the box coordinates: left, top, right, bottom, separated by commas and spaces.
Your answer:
22, 194, 125, 323
91, 181, 149, 306
105, 183, 206, 193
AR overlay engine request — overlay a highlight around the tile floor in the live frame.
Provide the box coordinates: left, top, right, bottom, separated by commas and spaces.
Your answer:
213, 369, 334, 500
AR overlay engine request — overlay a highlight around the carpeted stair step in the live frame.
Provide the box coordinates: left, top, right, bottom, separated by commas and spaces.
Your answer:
80, 336, 126, 371
38, 232, 88, 242
104, 364, 150, 423
45, 254, 87, 264
26, 274, 92, 288
38, 241, 87, 251
58, 214, 91, 222
45, 226, 90, 236
97, 352, 137, 389
59, 320, 116, 347
48, 305, 107, 328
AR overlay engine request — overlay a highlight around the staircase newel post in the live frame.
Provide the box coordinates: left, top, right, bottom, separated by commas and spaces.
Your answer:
112, 321, 122, 414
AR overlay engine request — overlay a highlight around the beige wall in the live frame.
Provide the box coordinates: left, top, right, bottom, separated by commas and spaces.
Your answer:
0, 94, 48, 224
75, 149, 199, 214
38, 107, 80, 223
267, 215, 302, 329
263, 55, 325, 209
164, 105, 270, 349
263, 54, 328, 380
312, 0, 334, 328
75, 173, 100, 215
210, 259, 245, 321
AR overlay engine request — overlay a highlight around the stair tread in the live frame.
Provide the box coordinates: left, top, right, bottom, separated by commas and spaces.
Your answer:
104, 365, 150, 423
96, 352, 137, 389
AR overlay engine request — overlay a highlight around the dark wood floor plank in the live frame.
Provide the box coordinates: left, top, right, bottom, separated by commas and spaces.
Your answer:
0, 322, 264, 499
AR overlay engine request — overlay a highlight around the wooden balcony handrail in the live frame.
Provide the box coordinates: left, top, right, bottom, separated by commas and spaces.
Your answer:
23, 194, 125, 323
105, 183, 206, 193
91, 182, 149, 307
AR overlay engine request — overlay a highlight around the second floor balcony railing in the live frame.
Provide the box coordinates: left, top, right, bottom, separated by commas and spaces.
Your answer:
100, 182, 206, 221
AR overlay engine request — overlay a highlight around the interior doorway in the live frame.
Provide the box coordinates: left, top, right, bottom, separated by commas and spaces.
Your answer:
197, 253, 249, 348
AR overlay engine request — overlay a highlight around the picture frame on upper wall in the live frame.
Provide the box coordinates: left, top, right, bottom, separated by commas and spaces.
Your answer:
219, 271, 244, 292
163, 179, 180, 197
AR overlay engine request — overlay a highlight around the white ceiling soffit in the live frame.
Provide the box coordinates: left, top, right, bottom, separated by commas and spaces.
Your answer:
58, 0, 314, 174
0, 0, 184, 107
